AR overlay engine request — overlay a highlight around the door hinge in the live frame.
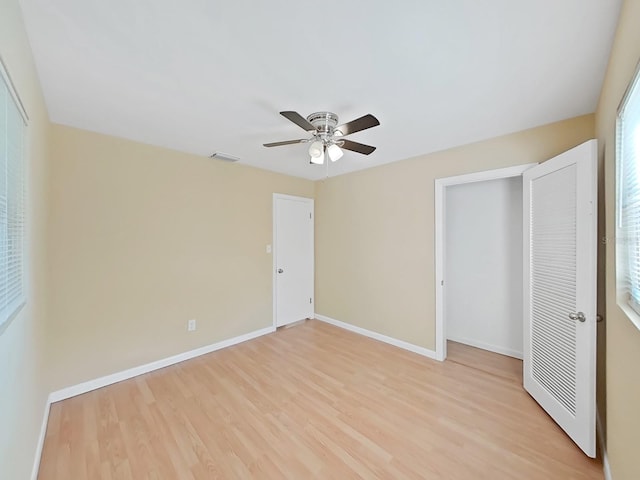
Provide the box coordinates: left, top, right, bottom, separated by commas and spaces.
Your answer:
309, 212, 312, 219
310, 297, 312, 304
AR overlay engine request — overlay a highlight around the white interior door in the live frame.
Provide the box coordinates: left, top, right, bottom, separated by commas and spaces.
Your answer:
522, 139, 597, 457
274, 194, 314, 327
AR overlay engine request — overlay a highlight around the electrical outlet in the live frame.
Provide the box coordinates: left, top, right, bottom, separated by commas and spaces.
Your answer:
188, 319, 197, 332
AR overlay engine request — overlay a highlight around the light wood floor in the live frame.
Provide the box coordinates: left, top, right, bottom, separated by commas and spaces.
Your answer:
38, 320, 603, 479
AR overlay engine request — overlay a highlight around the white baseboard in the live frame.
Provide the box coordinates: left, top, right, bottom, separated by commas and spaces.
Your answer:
446, 334, 523, 360
597, 411, 612, 480
49, 325, 275, 403
30, 397, 51, 480
314, 314, 437, 360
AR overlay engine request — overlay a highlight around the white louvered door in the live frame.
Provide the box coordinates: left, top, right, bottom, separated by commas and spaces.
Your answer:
522, 140, 597, 458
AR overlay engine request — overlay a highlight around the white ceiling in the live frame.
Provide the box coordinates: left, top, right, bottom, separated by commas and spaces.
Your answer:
20, 0, 621, 180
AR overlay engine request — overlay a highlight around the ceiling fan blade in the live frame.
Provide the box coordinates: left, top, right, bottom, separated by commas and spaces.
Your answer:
339, 139, 376, 155
335, 114, 380, 136
280, 111, 316, 132
263, 139, 308, 147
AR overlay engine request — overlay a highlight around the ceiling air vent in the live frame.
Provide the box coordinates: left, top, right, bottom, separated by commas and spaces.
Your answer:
209, 152, 240, 162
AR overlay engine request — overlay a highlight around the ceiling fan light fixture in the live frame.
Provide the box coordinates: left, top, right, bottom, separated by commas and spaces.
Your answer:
308, 140, 323, 158
327, 143, 343, 162
310, 151, 324, 165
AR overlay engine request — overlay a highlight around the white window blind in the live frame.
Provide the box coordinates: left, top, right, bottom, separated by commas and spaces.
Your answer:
0, 61, 26, 330
616, 62, 640, 330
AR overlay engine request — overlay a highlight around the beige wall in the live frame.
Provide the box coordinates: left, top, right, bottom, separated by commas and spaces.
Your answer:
315, 115, 594, 349
0, 0, 51, 478
47, 125, 313, 391
595, 0, 640, 478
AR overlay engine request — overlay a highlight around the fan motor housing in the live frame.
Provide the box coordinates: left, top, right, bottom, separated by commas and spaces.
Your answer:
307, 112, 339, 134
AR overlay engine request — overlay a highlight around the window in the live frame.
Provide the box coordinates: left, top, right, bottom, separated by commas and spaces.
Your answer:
0, 59, 27, 331
616, 61, 640, 330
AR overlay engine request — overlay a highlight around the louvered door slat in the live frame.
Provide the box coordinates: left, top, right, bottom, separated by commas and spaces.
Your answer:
530, 164, 578, 417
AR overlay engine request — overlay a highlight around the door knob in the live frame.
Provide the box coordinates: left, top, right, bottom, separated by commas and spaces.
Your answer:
277, 268, 284, 273
568, 312, 586, 322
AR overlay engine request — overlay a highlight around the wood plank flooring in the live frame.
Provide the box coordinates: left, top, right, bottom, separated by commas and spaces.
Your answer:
38, 320, 603, 479
446, 340, 523, 383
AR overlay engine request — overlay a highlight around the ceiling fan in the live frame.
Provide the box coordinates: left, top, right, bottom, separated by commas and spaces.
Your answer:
263, 111, 380, 164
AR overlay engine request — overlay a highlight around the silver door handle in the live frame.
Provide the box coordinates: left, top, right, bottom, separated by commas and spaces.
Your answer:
277, 268, 284, 273
568, 312, 586, 322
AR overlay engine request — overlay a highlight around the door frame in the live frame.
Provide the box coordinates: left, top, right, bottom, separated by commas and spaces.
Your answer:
434, 163, 537, 361
272, 193, 314, 328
